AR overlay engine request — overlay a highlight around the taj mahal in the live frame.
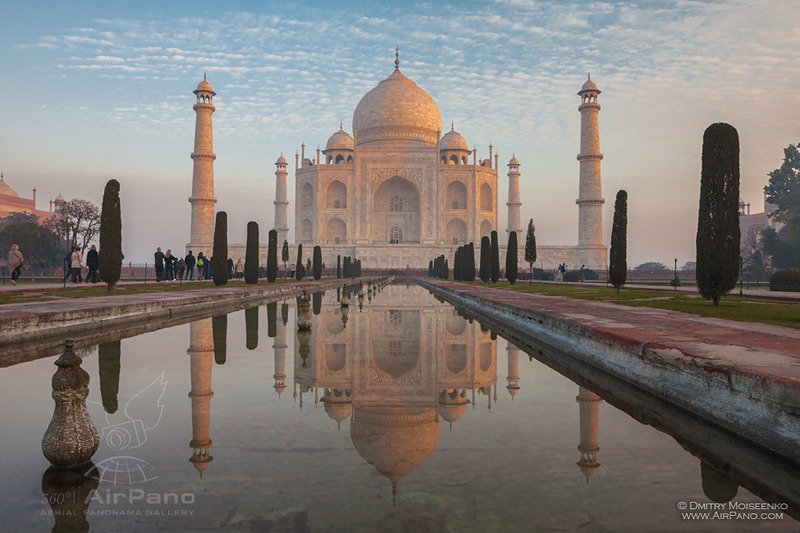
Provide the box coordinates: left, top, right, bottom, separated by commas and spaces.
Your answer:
187, 52, 607, 271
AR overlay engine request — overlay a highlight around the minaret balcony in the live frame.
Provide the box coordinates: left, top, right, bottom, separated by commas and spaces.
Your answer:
576, 153, 604, 161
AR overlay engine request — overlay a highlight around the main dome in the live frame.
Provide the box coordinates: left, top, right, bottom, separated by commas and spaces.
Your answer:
352, 68, 442, 147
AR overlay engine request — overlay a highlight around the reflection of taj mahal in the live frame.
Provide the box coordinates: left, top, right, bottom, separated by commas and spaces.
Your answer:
187, 51, 608, 270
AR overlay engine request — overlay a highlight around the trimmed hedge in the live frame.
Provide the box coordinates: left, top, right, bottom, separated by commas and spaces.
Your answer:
770, 270, 800, 292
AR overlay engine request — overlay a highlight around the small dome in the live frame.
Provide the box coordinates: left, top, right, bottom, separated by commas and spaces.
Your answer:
579, 77, 599, 93
439, 128, 469, 151
326, 127, 354, 151
54, 193, 66, 203
0, 175, 19, 198
276, 155, 287, 165
324, 402, 352, 425
508, 156, 520, 166
196, 78, 214, 93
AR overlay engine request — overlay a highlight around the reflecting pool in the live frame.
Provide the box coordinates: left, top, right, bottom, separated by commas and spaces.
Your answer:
0, 283, 796, 531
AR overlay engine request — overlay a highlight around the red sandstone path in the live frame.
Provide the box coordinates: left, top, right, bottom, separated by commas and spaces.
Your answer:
425, 280, 800, 391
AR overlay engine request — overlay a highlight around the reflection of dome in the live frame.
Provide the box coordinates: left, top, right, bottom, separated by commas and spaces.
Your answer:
372, 345, 418, 378
0, 174, 19, 197
439, 128, 469, 151
324, 401, 352, 429
326, 127, 354, 151
437, 403, 467, 424
351, 407, 440, 485
353, 66, 442, 147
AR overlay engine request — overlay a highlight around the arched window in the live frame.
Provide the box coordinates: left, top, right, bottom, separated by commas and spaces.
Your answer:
335, 155, 345, 164
480, 184, 493, 211
390, 196, 403, 212
390, 225, 403, 243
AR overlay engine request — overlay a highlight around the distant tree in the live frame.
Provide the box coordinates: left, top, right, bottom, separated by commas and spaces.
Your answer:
634, 262, 668, 271
681, 261, 697, 272
506, 231, 518, 285
295, 244, 303, 281
43, 198, 101, 253
480, 236, 490, 282
267, 229, 278, 282
282, 240, 290, 272
696, 122, 740, 306
490, 230, 500, 283
212, 211, 228, 286
761, 142, 800, 269
313, 245, 322, 280
336, 254, 341, 279
0, 213, 60, 271
524, 219, 537, 284
98, 179, 122, 292
245, 221, 259, 284
609, 190, 628, 294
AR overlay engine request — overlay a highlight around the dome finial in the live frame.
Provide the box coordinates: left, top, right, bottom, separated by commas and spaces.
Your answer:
204, 72, 207, 81
339, 121, 343, 131
451, 122, 454, 131
395, 46, 400, 70
587, 72, 591, 81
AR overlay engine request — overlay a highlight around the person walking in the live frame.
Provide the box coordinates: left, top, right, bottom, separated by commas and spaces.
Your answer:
154, 247, 165, 282
185, 250, 196, 280
234, 258, 244, 279
8, 244, 23, 286
196, 253, 205, 281
86, 245, 99, 283
70, 246, 83, 283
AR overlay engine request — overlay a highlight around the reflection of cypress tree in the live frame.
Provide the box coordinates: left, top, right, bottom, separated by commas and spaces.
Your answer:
312, 291, 323, 315
281, 302, 289, 326
98, 340, 121, 414
212, 314, 227, 364
245, 306, 259, 350
701, 461, 739, 503
267, 301, 277, 338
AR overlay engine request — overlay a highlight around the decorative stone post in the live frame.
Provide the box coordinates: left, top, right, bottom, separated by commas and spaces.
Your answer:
297, 290, 312, 330
42, 340, 100, 468
340, 285, 350, 307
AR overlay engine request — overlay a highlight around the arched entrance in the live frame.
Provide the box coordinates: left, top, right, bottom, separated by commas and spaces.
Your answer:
372, 176, 420, 244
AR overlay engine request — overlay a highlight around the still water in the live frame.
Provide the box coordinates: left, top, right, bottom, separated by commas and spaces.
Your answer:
0, 283, 796, 532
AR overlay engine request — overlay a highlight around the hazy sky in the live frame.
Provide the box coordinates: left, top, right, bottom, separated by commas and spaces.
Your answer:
1, 0, 797, 266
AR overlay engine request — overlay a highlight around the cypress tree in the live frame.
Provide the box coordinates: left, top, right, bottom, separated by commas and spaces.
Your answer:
506, 231, 518, 285
336, 254, 341, 278
453, 247, 461, 281
524, 219, 537, 284
295, 244, 303, 281
356, 259, 361, 277
267, 229, 278, 282
313, 245, 322, 280
428, 260, 434, 277
212, 211, 228, 286
490, 230, 500, 283
245, 221, 259, 284
466, 242, 476, 281
480, 236, 490, 282
443, 258, 449, 280
282, 240, 289, 273
212, 313, 227, 364
99, 179, 122, 292
697, 123, 740, 306
609, 190, 628, 294
245, 306, 259, 350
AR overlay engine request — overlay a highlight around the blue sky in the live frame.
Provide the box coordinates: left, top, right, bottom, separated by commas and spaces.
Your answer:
1, 0, 798, 265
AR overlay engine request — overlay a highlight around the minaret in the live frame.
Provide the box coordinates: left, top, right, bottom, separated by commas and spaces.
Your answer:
274, 155, 289, 246
188, 75, 217, 254
576, 75, 605, 247
273, 307, 287, 396
188, 318, 214, 477
506, 155, 522, 237
576, 386, 602, 481
506, 344, 520, 399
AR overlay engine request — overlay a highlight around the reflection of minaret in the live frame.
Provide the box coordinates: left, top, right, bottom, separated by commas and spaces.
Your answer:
273, 308, 287, 396
576, 386, 602, 481
188, 319, 214, 477
506, 344, 520, 400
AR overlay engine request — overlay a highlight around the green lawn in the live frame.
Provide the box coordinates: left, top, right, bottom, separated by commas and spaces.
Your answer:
456, 280, 800, 329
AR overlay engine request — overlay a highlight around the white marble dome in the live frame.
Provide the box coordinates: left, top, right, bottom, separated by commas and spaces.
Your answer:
353, 68, 442, 147
326, 127, 354, 151
439, 128, 469, 151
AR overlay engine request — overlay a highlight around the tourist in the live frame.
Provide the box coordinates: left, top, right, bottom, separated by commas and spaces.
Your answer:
235, 258, 244, 279
196, 252, 205, 280
176, 257, 186, 280
205, 257, 213, 279
70, 246, 83, 283
227, 257, 234, 279
86, 245, 99, 283
164, 249, 175, 281
7, 244, 23, 286
154, 247, 165, 281
185, 250, 196, 280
